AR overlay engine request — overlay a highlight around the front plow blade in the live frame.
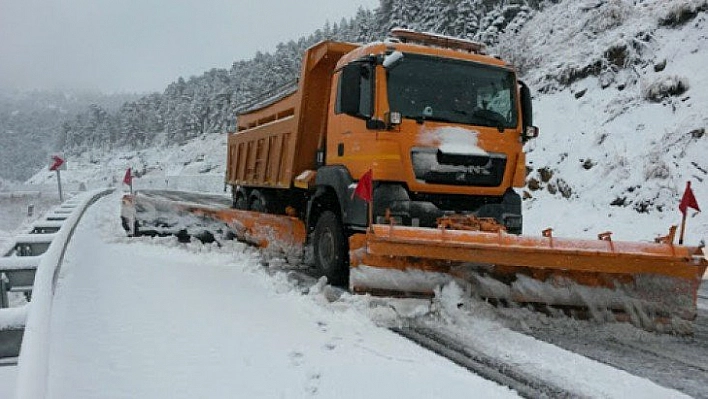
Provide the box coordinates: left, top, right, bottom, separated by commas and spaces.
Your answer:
349, 225, 707, 328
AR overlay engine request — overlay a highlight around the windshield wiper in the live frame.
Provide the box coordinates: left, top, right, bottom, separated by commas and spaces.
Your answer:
472, 109, 506, 132
412, 114, 456, 124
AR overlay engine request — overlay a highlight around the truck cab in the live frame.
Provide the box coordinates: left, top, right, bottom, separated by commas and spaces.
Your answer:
319, 30, 536, 234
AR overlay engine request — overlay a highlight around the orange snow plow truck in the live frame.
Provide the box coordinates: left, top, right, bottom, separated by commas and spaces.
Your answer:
122, 30, 706, 330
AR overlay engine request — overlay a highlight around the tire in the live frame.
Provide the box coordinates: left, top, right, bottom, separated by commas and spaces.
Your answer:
234, 195, 248, 210
312, 211, 348, 286
249, 190, 267, 213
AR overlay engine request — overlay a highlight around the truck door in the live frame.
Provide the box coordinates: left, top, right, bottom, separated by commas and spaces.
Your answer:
329, 62, 375, 167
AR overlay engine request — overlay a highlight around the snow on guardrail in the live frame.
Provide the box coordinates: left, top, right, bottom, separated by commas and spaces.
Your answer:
13, 188, 113, 399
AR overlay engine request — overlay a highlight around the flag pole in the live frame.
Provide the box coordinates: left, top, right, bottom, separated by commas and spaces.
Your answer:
367, 198, 373, 233
368, 172, 374, 233
56, 169, 63, 202
679, 211, 687, 245
50, 155, 65, 202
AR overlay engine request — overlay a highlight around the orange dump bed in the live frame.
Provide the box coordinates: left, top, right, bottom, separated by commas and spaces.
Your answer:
226, 41, 358, 189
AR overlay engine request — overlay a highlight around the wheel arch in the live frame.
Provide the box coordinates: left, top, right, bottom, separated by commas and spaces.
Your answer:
308, 166, 367, 231
307, 186, 341, 236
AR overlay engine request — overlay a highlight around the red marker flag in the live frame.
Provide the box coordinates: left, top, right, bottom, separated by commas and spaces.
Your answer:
679, 181, 700, 215
352, 169, 373, 203
123, 168, 133, 186
49, 155, 64, 171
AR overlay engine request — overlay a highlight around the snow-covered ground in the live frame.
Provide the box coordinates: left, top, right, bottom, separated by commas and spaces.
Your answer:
514, 0, 707, 244
26, 193, 518, 398
1, 1, 706, 396
3, 192, 695, 398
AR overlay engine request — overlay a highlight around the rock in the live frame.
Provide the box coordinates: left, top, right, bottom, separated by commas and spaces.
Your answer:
527, 177, 541, 191
690, 128, 705, 139
654, 59, 667, 72
538, 167, 554, 183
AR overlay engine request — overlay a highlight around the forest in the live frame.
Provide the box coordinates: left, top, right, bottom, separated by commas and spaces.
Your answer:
0, 0, 547, 181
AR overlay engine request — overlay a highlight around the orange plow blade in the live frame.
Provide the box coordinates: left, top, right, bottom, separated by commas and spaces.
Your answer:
122, 191, 306, 255
349, 223, 707, 328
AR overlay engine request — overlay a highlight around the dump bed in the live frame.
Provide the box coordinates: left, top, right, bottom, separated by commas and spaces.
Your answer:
227, 41, 359, 189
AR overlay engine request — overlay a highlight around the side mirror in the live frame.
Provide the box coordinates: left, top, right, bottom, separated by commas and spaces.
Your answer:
524, 125, 539, 140
519, 81, 538, 142
337, 63, 361, 116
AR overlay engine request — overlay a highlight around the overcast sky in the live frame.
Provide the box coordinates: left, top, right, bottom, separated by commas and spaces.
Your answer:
0, 0, 379, 94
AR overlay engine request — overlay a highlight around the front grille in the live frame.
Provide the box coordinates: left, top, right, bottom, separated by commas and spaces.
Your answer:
411, 148, 506, 187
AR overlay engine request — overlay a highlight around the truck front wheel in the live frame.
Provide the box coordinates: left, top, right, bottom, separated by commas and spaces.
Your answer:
313, 211, 348, 287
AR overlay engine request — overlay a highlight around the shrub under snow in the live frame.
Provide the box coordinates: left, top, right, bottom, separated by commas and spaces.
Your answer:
641, 75, 690, 102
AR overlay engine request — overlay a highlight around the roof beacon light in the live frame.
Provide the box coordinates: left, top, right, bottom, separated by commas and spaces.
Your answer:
389, 28, 486, 54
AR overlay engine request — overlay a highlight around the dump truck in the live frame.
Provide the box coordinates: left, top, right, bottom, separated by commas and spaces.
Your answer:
227, 29, 535, 284
122, 30, 706, 331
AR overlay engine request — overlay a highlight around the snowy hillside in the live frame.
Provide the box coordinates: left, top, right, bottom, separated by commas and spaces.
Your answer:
24, 0, 707, 245
26, 132, 228, 194
503, 0, 708, 243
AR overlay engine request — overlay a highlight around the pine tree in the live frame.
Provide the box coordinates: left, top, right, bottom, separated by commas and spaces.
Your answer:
353, 7, 378, 43
451, 0, 482, 39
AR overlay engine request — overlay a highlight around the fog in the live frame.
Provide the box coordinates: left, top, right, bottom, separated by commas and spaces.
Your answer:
0, 0, 378, 94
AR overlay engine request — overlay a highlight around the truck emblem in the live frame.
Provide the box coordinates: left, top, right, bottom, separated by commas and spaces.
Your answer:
464, 165, 491, 175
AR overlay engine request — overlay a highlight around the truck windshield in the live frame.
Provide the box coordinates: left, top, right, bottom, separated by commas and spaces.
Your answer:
387, 53, 518, 129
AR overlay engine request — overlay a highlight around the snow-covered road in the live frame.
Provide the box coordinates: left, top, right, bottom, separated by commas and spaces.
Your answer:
39, 193, 518, 398
5, 192, 699, 398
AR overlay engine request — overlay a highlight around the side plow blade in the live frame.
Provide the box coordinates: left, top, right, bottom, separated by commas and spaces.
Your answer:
122, 192, 306, 256
349, 224, 707, 330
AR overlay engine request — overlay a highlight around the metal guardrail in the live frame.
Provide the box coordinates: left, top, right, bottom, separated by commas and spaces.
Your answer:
5, 188, 113, 399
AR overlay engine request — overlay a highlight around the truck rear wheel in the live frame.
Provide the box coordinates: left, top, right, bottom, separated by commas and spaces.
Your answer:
249, 190, 269, 213
313, 211, 348, 286
234, 195, 248, 210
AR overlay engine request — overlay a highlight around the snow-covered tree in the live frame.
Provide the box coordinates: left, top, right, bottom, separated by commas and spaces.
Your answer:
45, 0, 546, 162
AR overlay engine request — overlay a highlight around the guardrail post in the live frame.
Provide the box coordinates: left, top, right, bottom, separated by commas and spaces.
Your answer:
0, 273, 8, 308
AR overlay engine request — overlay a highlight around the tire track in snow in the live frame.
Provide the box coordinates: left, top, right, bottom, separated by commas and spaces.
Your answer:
515, 310, 708, 399
391, 325, 578, 399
